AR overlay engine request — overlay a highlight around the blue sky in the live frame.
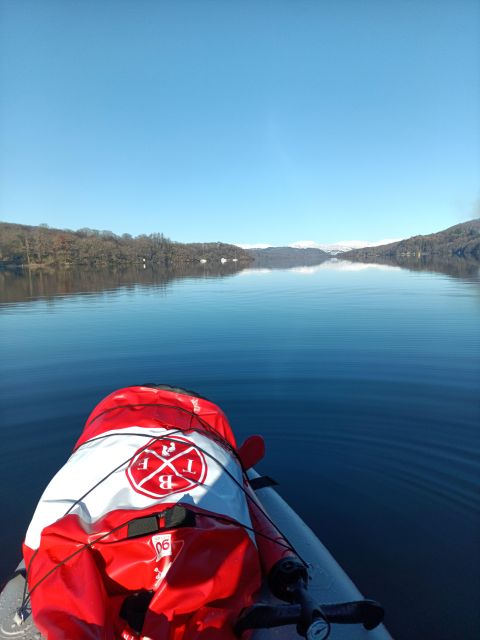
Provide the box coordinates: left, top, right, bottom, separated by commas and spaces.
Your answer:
1, 1, 479, 245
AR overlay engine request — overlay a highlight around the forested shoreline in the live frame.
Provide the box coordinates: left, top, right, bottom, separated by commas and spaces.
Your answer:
0, 222, 251, 268
343, 219, 480, 261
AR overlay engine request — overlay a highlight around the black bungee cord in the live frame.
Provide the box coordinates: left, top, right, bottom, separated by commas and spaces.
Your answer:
18, 419, 309, 623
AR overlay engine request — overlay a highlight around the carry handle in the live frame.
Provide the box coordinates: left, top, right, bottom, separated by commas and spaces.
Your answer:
234, 600, 384, 637
320, 600, 384, 630
235, 557, 384, 637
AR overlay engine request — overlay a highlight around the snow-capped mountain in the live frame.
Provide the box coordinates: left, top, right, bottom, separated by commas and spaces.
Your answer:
236, 239, 401, 255
290, 239, 401, 254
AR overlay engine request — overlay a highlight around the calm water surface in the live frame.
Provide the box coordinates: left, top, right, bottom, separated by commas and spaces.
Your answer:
1, 260, 479, 639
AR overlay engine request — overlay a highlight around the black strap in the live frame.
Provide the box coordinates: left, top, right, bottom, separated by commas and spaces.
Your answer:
164, 504, 196, 528
127, 515, 159, 538
250, 475, 278, 491
127, 505, 195, 538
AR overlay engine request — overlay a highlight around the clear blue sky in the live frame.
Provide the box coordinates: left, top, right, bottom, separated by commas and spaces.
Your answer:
1, 0, 479, 245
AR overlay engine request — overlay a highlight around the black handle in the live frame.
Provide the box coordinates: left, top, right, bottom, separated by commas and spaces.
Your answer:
321, 600, 384, 630
234, 599, 384, 636
236, 558, 384, 637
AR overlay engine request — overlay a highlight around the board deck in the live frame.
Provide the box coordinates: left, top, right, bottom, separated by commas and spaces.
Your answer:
0, 473, 392, 639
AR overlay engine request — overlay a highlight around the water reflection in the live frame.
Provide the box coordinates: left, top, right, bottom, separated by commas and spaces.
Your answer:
1, 255, 478, 306
345, 255, 480, 282
0, 262, 245, 304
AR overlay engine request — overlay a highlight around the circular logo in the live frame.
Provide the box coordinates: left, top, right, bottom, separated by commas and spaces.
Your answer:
126, 435, 207, 499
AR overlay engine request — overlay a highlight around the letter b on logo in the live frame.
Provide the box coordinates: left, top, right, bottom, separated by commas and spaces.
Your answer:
159, 475, 173, 490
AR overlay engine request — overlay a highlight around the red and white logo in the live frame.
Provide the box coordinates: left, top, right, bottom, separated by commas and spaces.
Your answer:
152, 533, 172, 560
126, 436, 207, 499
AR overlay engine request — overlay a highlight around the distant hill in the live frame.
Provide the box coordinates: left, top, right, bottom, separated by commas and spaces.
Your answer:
343, 219, 480, 261
247, 246, 329, 268
0, 222, 252, 268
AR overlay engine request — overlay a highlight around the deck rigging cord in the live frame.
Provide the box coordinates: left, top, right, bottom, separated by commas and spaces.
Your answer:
17, 415, 309, 626
65, 428, 308, 566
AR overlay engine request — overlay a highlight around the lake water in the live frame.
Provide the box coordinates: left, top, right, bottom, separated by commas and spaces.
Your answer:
1, 260, 479, 639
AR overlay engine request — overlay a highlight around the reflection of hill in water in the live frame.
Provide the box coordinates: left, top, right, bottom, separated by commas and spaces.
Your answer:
2, 256, 479, 305
346, 255, 480, 282
0, 263, 245, 304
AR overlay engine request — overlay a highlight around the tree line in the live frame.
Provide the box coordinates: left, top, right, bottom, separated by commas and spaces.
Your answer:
0, 222, 251, 268
343, 219, 480, 261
